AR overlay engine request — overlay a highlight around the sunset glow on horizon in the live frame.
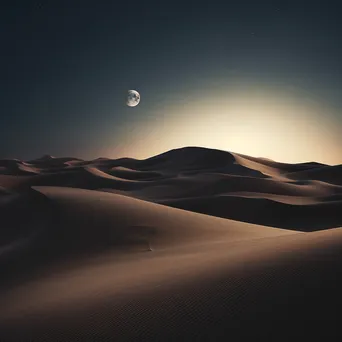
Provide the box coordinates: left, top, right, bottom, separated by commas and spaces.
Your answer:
101, 82, 341, 165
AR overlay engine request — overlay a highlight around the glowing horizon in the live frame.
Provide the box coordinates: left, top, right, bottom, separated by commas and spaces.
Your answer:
98, 83, 341, 165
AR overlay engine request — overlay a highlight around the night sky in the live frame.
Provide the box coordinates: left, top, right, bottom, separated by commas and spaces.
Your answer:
1, 1, 341, 164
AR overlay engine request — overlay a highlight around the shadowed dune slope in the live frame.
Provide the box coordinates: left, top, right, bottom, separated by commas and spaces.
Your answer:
1, 147, 342, 340
0, 186, 298, 286
1, 146, 341, 230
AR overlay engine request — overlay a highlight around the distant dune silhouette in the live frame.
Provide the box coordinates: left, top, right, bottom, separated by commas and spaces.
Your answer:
0, 146, 341, 340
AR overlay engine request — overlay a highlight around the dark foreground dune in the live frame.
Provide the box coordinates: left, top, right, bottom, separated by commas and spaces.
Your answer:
0, 146, 342, 340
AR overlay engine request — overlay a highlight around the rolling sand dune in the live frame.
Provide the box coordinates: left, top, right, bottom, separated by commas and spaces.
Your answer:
1, 146, 342, 340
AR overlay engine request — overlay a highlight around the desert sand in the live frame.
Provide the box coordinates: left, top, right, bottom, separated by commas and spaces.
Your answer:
0, 146, 341, 340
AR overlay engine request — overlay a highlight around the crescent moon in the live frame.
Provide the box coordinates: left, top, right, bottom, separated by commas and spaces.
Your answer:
127, 90, 140, 107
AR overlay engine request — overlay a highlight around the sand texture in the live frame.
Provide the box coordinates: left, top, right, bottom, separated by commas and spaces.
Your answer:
1, 147, 342, 340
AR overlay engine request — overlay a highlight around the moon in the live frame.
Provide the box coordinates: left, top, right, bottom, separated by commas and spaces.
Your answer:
126, 89, 140, 107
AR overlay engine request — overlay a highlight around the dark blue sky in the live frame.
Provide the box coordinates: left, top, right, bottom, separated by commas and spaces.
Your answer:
1, 1, 341, 163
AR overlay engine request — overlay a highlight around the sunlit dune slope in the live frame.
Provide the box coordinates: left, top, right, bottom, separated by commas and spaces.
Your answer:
1, 146, 341, 230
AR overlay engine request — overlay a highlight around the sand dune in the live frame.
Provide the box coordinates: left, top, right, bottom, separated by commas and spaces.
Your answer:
287, 164, 342, 185
1, 146, 342, 340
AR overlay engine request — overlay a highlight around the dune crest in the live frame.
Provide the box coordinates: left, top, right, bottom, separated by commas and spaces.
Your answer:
1, 146, 341, 229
